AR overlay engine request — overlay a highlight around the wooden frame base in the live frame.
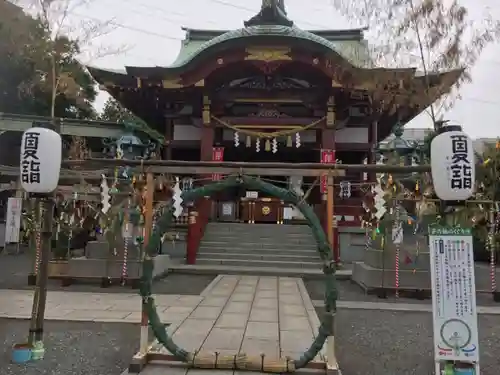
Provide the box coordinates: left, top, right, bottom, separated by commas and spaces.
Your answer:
128, 350, 341, 374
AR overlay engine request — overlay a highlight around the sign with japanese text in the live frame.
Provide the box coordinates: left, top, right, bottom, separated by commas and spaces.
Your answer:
429, 226, 479, 363
5, 197, 22, 243
430, 130, 475, 201
320, 149, 335, 194
20, 127, 62, 193
212, 147, 224, 181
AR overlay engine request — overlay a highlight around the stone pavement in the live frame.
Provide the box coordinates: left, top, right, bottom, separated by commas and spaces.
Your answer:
0, 275, 325, 365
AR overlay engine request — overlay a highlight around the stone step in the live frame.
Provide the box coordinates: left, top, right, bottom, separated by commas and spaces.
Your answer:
195, 258, 323, 269
202, 234, 316, 243
206, 223, 312, 234
197, 246, 318, 255
196, 252, 320, 263
199, 240, 317, 250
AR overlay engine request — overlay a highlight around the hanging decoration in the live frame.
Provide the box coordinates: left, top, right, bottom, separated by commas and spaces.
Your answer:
430, 125, 475, 201
286, 135, 292, 148
272, 138, 278, 154
295, 132, 301, 148
100, 174, 111, 214
363, 157, 368, 181
320, 149, 335, 194
372, 183, 386, 220
67, 192, 77, 256
339, 181, 351, 199
234, 131, 240, 147
245, 135, 251, 148
265, 139, 271, 152
488, 206, 499, 295
172, 177, 183, 218
181, 178, 193, 191
211, 147, 224, 181
211, 115, 324, 139
121, 198, 131, 285
255, 138, 261, 153
392, 203, 403, 298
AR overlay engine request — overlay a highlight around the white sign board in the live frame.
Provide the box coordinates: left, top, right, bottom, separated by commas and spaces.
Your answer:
5, 197, 22, 243
246, 191, 258, 199
429, 227, 479, 363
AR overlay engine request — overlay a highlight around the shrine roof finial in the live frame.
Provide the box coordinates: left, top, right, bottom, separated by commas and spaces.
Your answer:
244, 0, 293, 27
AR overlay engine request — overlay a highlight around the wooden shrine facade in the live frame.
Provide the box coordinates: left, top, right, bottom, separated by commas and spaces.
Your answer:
88, 0, 460, 228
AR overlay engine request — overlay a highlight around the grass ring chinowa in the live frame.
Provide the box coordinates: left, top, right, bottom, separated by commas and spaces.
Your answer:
139, 175, 338, 372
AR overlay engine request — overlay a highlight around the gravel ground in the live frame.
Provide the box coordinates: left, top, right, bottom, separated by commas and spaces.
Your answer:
0, 319, 138, 375
321, 310, 500, 375
3, 312, 500, 375
305, 279, 500, 307
0, 253, 215, 295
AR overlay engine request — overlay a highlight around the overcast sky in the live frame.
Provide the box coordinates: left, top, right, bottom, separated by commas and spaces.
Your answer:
21, 0, 500, 139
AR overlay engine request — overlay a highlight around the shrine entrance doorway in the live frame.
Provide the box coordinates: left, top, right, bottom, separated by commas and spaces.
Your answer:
215, 146, 319, 224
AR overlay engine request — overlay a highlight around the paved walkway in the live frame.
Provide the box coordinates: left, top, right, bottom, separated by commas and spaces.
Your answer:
1, 275, 326, 375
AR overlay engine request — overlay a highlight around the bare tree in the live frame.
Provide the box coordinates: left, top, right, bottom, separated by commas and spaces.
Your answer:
15, 0, 122, 124
331, 0, 500, 128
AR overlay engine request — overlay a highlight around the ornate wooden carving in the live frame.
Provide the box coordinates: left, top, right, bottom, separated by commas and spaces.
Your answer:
226, 76, 311, 90
245, 47, 291, 62
249, 104, 289, 118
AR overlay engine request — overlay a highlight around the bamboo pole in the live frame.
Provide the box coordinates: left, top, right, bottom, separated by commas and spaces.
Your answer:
62, 158, 431, 173
140, 172, 155, 355
327, 176, 336, 262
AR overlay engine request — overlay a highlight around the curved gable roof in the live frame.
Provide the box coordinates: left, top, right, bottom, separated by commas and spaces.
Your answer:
169, 25, 373, 71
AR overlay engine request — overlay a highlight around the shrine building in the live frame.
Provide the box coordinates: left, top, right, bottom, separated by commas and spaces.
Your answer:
88, 1, 459, 232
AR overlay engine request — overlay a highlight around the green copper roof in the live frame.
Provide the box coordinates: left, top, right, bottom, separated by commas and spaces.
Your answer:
170, 25, 373, 69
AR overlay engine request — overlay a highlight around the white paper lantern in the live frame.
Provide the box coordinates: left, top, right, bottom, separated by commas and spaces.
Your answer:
430, 129, 475, 201
20, 127, 62, 193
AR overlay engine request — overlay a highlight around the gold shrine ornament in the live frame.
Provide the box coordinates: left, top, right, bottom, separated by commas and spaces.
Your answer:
262, 206, 271, 215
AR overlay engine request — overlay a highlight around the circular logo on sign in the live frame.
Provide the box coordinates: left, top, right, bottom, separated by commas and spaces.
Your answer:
440, 318, 472, 350
262, 206, 271, 215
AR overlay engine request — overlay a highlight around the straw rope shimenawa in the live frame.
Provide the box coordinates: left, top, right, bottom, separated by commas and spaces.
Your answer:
185, 352, 296, 372
140, 175, 337, 373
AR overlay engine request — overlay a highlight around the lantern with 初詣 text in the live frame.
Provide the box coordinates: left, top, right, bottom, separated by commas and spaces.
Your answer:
430, 126, 475, 201
20, 127, 62, 193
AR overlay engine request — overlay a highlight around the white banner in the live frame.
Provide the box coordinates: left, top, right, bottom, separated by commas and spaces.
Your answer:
5, 197, 22, 243
429, 227, 479, 363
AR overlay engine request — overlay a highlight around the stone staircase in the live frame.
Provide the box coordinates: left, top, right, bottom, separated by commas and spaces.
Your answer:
196, 223, 323, 269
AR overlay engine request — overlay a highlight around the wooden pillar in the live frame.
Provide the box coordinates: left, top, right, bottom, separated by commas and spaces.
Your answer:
187, 95, 213, 264
322, 95, 339, 262
163, 119, 173, 160
367, 120, 378, 182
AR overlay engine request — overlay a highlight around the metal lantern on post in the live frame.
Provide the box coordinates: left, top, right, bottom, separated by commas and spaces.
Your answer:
19, 126, 62, 358
430, 125, 475, 201
103, 132, 156, 160
378, 122, 417, 166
